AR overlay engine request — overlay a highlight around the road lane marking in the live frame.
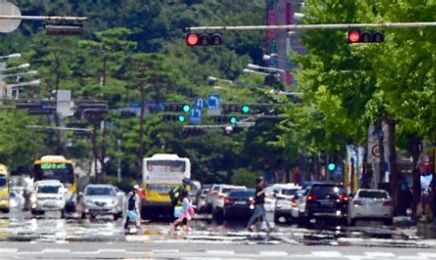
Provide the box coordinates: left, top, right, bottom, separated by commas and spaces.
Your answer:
70, 251, 100, 255
151, 249, 179, 254
2, 248, 18, 253
312, 251, 343, 257
418, 253, 436, 258
259, 251, 288, 256
98, 249, 126, 253
364, 252, 396, 257
41, 249, 71, 253
206, 250, 236, 255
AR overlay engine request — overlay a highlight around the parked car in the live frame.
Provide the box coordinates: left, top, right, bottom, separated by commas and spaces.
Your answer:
211, 185, 247, 218
195, 187, 210, 214
9, 190, 25, 209
223, 189, 256, 220
348, 189, 393, 226
77, 184, 124, 220
30, 180, 67, 217
273, 184, 302, 224
298, 182, 349, 227
205, 184, 220, 213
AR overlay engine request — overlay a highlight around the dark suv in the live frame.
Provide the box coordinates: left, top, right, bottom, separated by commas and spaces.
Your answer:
300, 182, 348, 227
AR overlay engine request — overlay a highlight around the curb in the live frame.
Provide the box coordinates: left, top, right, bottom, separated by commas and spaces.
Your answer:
337, 237, 436, 248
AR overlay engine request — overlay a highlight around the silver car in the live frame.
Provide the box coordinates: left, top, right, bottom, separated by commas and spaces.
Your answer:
78, 184, 124, 220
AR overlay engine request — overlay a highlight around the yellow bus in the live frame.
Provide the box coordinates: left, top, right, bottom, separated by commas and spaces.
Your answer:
0, 164, 10, 214
32, 155, 77, 214
141, 154, 191, 219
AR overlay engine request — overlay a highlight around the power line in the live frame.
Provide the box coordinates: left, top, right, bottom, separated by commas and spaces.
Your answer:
187, 22, 436, 31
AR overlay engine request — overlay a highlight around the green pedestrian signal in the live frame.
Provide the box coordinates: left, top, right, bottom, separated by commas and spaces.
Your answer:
241, 105, 250, 114
182, 104, 191, 113
178, 115, 186, 122
328, 163, 336, 171
229, 117, 237, 125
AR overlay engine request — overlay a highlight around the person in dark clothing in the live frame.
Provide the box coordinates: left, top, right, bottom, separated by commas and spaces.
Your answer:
124, 184, 141, 233
246, 176, 273, 232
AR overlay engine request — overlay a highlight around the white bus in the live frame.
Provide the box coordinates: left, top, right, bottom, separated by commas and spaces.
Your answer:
141, 154, 191, 219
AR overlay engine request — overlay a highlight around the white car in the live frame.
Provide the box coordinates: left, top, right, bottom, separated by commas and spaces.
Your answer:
31, 180, 66, 217
348, 189, 393, 226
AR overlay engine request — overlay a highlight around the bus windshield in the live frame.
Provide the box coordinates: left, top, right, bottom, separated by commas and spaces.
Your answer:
33, 163, 74, 188
146, 160, 186, 173
0, 174, 6, 187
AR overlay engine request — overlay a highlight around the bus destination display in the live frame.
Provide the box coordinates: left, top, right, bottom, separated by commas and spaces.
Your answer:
40, 163, 67, 170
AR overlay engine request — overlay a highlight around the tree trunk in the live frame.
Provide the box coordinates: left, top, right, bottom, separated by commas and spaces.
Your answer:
92, 117, 100, 183
376, 119, 385, 183
410, 132, 422, 220
138, 83, 145, 178
100, 117, 107, 182
387, 119, 400, 215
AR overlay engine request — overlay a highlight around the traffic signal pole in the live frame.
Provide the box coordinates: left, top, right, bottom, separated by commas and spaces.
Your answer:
186, 21, 436, 31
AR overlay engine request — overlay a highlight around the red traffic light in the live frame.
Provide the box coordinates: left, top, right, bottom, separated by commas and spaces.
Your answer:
348, 31, 360, 43
348, 30, 385, 43
186, 33, 199, 46
185, 32, 223, 46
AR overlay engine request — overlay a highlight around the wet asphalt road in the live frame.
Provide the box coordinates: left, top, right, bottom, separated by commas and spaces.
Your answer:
0, 206, 423, 246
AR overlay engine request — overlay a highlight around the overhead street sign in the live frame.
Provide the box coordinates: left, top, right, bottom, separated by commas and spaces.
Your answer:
195, 98, 204, 109
207, 93, 221, 116
190, 108, 201, 124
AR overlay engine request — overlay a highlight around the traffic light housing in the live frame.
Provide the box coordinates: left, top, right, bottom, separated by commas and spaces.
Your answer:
210, 115, 247, 125
347, 30, 384, 43
164, 103, 191, 112
45, 24, 84, 36
183, 127, 204, 137
222, 104, 251, 114
186, 32, 223, 46
162, 114, 186, 122
319, 149, 326, 165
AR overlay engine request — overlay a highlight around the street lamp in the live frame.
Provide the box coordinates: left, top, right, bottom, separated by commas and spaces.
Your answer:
2, 63, 30, 72
246, 63, 286, 74
7, 79, 40, 99
243, 68, 269, 76
0, 53, 21, 60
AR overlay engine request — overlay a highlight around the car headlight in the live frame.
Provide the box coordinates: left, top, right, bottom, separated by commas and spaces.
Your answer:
110, 199, 117, 205
84, 199, 93, 205
29, 194, 37, 203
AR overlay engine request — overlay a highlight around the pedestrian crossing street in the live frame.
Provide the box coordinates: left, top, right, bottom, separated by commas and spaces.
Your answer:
2, 248, 436, 260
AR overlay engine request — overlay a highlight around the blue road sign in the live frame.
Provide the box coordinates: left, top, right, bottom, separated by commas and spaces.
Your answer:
195, 98, 204, 109
207, 93, 221, 116
190, 108, 201, 124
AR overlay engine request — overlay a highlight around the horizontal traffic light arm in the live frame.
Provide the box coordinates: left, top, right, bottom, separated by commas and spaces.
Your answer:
186, 22, 436, 32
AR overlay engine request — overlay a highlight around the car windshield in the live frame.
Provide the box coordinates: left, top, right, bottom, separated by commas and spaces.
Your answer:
282, 189, 299, 196
0, 175, 6, 187
85, 187, 115, 196
358, 190, 388, 199
37, 185, 61, 194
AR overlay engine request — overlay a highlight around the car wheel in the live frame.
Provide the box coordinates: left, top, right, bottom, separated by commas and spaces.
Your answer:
60, 210, 65, 219
384, 218, 393, 226
113, 212, 122, 221
81, 213, 87, 219
3, 208, 9, 214
348, 217, 356, 226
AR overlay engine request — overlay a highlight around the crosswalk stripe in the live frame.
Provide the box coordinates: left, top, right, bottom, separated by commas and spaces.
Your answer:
2, 248, 18, 253
418, 253, 436, 258
98, 249, 126, 253
151, 249, 179, 254
312, 251, 343, 257
70, 251, 100, 255
364, 252, 396, 257
206, 250, 236, 255
41, 249, 71, 253
259, 251, 288, 256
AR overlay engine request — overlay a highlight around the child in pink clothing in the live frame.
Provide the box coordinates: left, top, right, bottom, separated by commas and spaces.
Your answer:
169, 190, 194, 232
